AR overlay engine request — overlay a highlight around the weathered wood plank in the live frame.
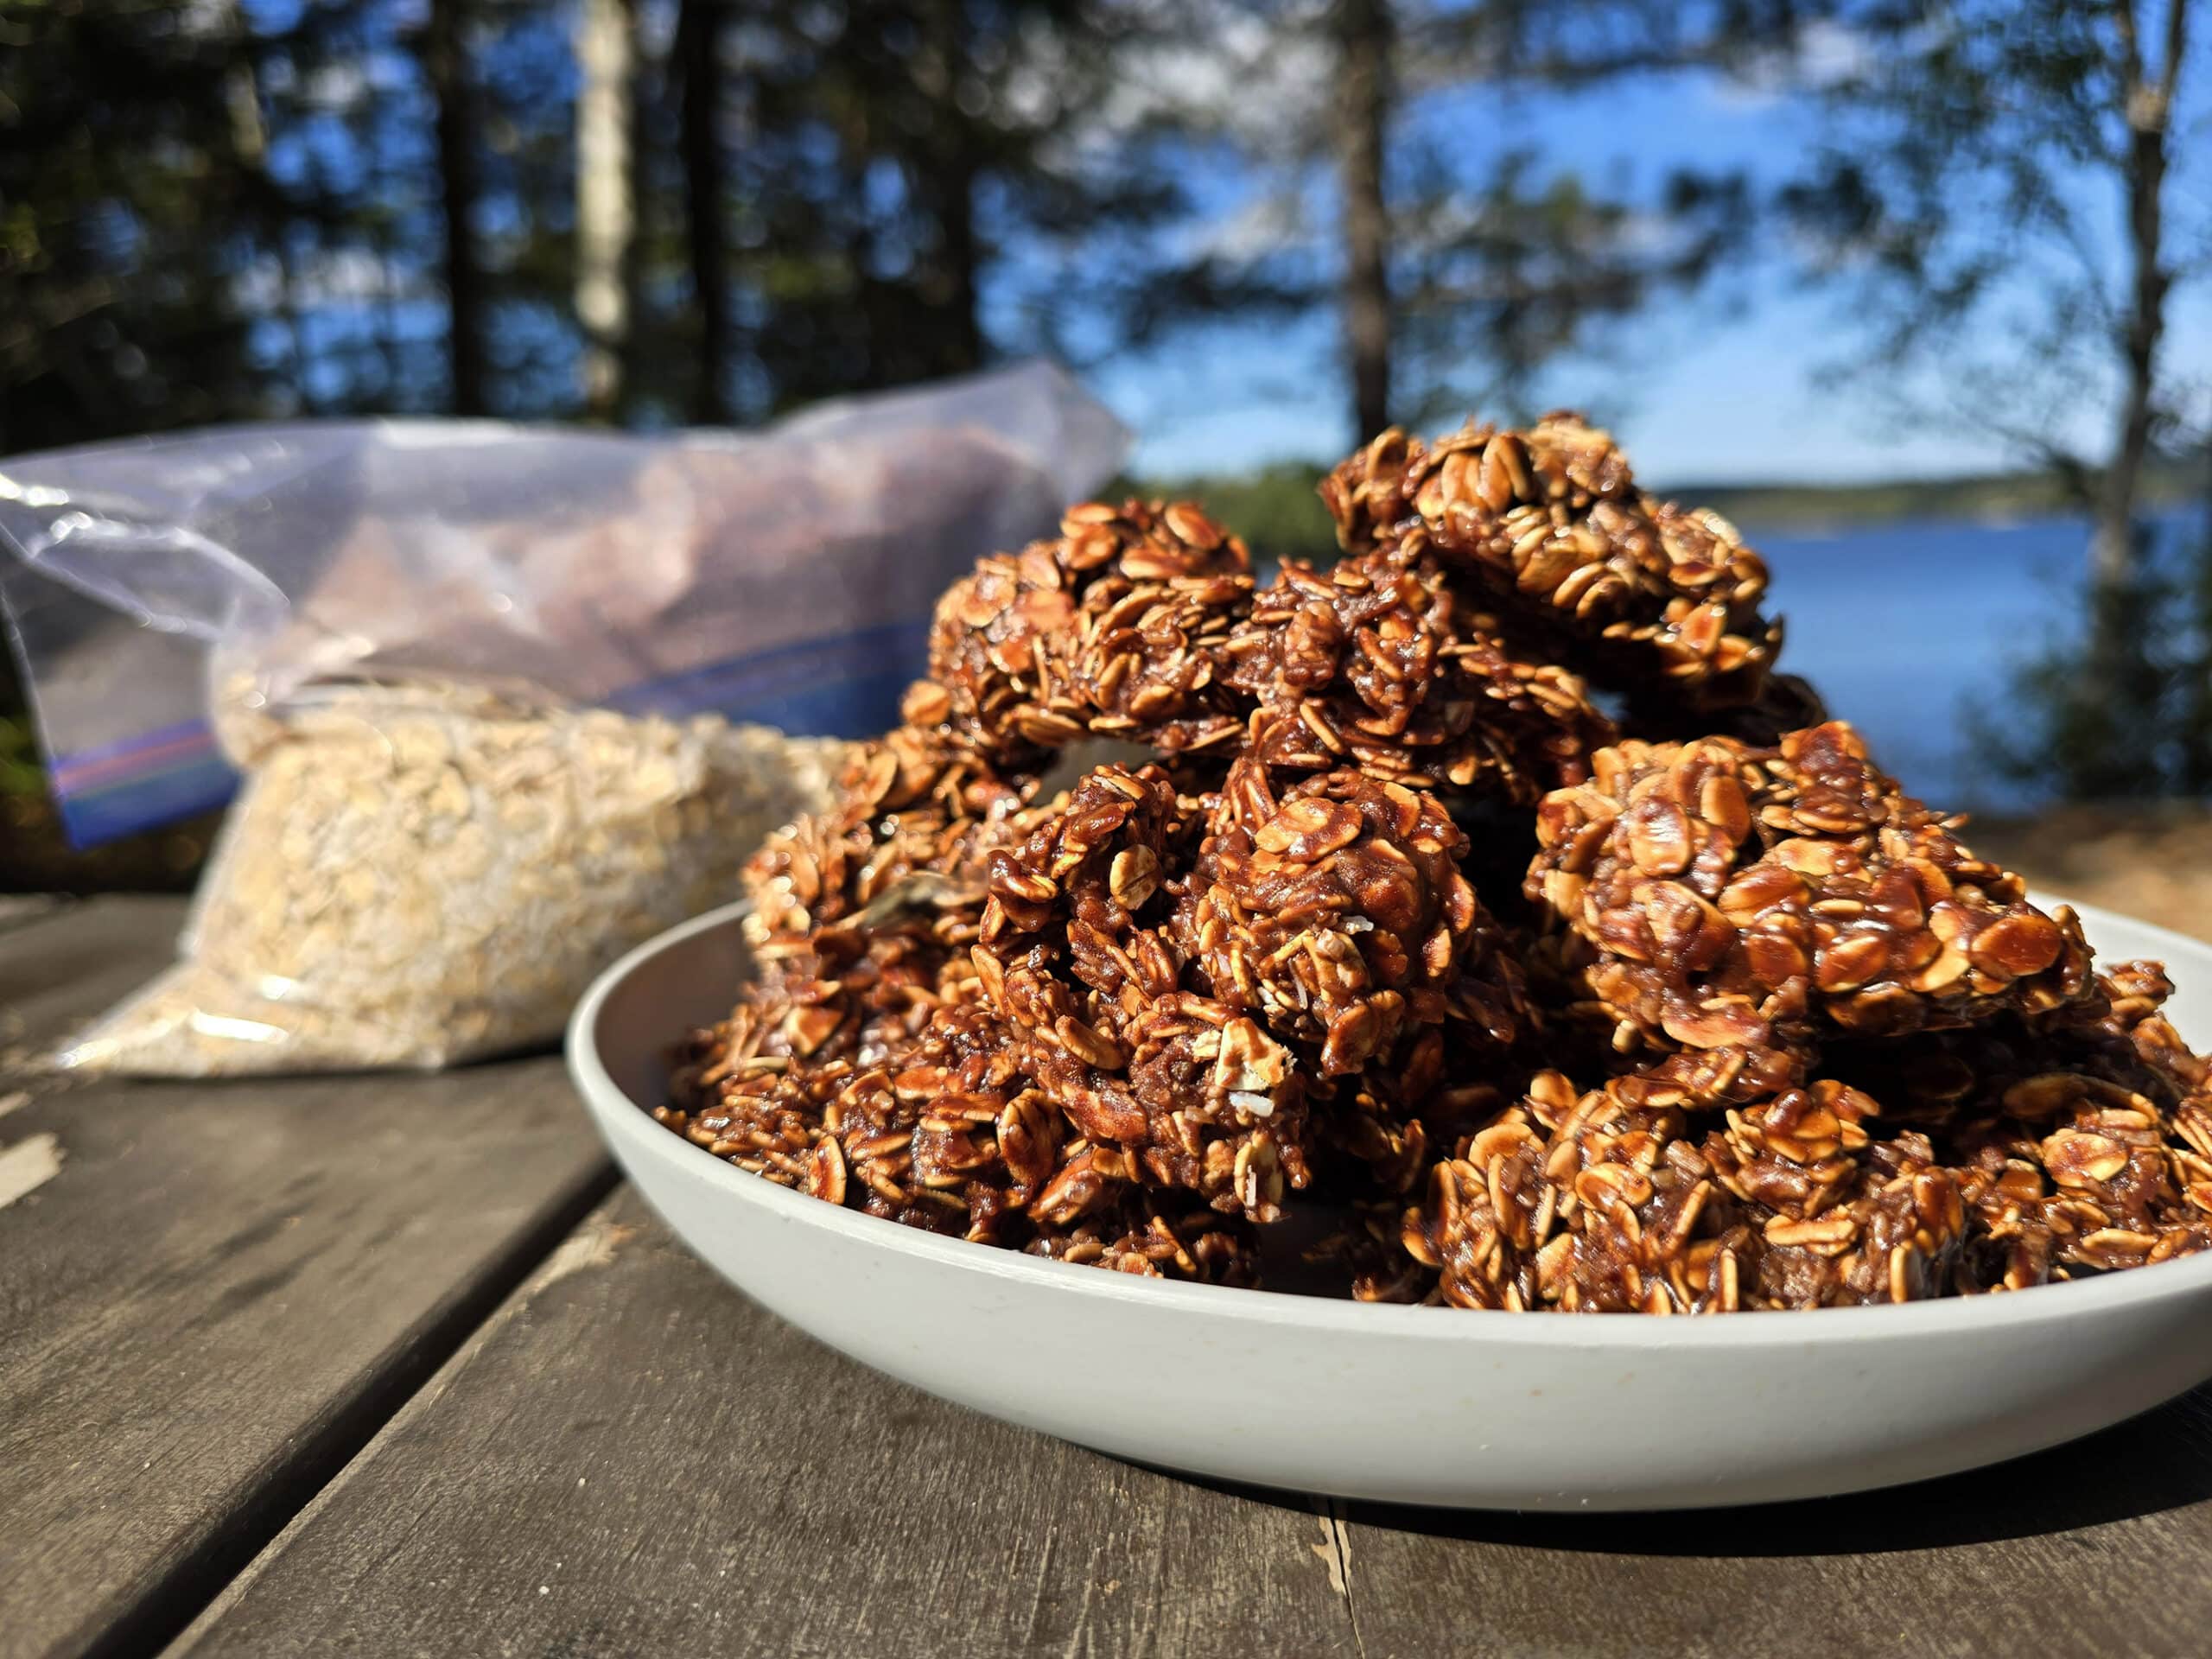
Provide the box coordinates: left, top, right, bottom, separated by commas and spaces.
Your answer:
1337, 1382, 2212, 1659
0, 896, 177, 1057
44, 903, 2212, 1658
0, 893, 64, 941
169, 1189, 1359, 1659
0, 899, 614, 1659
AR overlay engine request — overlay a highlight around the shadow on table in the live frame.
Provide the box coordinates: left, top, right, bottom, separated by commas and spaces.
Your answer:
1169, 1383, 2212, 1557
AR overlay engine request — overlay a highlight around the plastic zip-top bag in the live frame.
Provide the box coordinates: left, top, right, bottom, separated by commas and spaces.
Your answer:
56, 684, 850, 1074
0, 361, 1127, 842
0, 362, 1128, 1073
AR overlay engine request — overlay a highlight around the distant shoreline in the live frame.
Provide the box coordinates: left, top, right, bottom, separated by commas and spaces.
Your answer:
1127, 452, 2207, 559
1684, 457, 2204, 534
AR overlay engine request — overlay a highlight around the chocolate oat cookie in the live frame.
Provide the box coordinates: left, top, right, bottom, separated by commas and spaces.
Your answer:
741, 713, 1033, 944
1179, 755, 1529, 1076
928, 499, 1253, 765
1220, 544, 1616, 802
970, 761, 1312, 1222
1024, 1186, 1262, 1285
1526, 721, 2094, 1052
664, 424, 2212, 1306
1322, 415, 1781, 709
1374, 1051, 2209, 1312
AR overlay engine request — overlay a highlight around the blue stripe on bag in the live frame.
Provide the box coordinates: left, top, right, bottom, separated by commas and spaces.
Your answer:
45, 620, 933, 848
605, 619, 929, 734
54, 748, 238, 849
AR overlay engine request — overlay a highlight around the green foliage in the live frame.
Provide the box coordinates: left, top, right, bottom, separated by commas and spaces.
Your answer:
1969, 512, 2212, 801
1387, 148, 1752, 425
1778, 0, 2207, 504
1121, 461, 1340, 569
695, 0, 1182, 420
0, 711, 44, 799
1111, 0, 1783, 429
0, 0, 273, 450
0, 0, 1189, 447
1783, 0, 2207, 804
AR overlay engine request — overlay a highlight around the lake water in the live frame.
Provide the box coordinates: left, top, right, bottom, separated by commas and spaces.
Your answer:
1746, 508, 2204, 811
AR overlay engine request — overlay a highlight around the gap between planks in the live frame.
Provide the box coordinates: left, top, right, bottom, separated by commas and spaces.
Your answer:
1310, 1496, 1371, 1659
161, 1187, 1369, 1659
71, 1162, 620, 1659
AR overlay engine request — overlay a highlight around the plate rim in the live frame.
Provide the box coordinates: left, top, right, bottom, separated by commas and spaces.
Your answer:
567, 892, 2212, 1349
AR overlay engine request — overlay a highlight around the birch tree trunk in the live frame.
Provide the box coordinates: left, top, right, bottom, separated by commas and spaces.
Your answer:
575, 0, 635, 421
2094, 0, 2191, 586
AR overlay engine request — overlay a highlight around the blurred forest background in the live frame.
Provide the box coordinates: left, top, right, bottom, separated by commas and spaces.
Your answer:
2, 0, 2209, 891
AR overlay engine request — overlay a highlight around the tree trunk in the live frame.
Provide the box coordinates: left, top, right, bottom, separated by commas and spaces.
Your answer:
2181, 443, 2212, 795
2096, 120, 2168, 585
1333, 0, 1393, 439
677, 0, 731, 425
923, 0, 983, 374
620, 1, 658, 416
424, 0, 487, 416
575, 0, 636, 420
935, 160, 983, 372
2094, 0, 2190, 586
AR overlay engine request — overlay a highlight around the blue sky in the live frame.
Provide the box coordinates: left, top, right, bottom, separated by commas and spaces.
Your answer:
1078, 38, 2212, 490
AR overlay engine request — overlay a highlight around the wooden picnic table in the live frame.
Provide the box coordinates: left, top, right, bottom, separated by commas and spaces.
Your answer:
9, 897, 2212, 1659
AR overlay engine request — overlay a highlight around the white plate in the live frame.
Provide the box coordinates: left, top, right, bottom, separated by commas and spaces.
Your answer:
566, 896, 2212, 1510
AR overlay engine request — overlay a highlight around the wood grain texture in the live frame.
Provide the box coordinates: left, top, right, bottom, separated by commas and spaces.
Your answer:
169, 1188, 1359, 1659
0, 896, 179, 1054
0, 899, 614, 1659
1337, 1383, 2212, 1659
28, 905, 2212, 1659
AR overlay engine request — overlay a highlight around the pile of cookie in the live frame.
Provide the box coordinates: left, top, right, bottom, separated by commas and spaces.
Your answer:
657, 415, 2212, 1309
